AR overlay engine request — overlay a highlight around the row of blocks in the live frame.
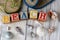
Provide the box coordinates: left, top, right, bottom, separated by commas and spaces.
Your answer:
2, 10, 47, 24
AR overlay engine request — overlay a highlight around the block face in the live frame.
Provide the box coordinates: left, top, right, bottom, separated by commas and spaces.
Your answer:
20, 12, 28, 19
11, 13, 19, 22
2, 15, 10, 24
38, 12, 47, 22
30, 10, 38, 19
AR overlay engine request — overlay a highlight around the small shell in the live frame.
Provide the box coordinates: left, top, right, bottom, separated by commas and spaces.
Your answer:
4, 32, 14, 39
37, 27, 45, 37
51, 12, 58, 20
48, 27, 55, 33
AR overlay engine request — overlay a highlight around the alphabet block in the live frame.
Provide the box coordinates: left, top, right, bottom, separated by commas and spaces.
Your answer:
11, 13, 19, 22
20, 12, 28, 20
2, 15, 10, 24
30, 10, 38, 19
38, 12, 47, 22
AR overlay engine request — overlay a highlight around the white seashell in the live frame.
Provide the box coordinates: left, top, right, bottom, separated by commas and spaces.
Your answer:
37, 27, 45, 37
51, 12, 58, 28
4, 32, 14, 39
52, 12, 58, 20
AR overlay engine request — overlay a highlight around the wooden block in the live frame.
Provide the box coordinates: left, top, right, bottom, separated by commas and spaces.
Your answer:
20, 12, 28, 20
30, 10, 38, 19
11, 13, 19, 22
2, 15, 10, 24
38, 12, 47, 22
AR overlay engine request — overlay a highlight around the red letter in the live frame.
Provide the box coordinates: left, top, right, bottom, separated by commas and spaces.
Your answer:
38, 12, 47, 22
11, 13, 19, 22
